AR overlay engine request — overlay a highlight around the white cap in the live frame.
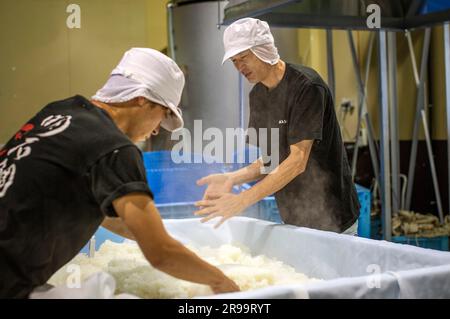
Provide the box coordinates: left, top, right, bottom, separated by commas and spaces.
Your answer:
94, 48, 185, 132
222, 18, 278, 65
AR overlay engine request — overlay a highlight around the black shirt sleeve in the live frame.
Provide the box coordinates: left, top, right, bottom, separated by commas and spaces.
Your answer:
88, 145, 154, 217
288, 83, 326, 145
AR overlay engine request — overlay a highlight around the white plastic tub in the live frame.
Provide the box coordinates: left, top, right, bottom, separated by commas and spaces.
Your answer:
39, 217, 450, 299
164, 217, 450, 298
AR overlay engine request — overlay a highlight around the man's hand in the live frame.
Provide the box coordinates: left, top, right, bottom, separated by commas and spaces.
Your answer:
197, 174, 234, 200
194, 192, 247, 228
211, 279, 240, 294
113, 193, 240, 294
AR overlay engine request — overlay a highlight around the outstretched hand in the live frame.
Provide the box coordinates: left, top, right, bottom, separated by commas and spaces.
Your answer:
197, 174, 234, 200
194, 192, 246, 228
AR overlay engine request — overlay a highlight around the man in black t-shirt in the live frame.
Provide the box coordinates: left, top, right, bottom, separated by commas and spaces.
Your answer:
0, 48, 239, 298
196, 19, 360, 234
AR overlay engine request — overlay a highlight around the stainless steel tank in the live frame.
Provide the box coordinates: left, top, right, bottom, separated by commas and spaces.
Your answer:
159, 0, 300, 153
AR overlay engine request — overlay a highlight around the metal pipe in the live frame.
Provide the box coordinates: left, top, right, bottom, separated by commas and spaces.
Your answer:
239, 73, 245, 130
238, 73, 245, 171
326, 29, 336, 101
405, 30, 420, 87
365, 112, 380, 184
363, 34, 380, 190
347, 30, 365, 180
88, 236, 96, 258
348, 30, 365, 142
217, 0, 221, 29
364, 33, 375, 97
420, 109, 445, 223
444, 22, 450, 214
405, 28, 431, 210
167, 2, 177, 61
347, 31, 365, 94
378, 30, 392, 241
347, 31, 379, 188
388, 32, 400, 217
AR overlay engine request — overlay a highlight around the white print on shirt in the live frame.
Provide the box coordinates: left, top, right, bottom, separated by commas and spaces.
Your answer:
0, 114, 72, 198
7, 137, 39, 161
38, 115, 72, 137
0, 158, 16, 198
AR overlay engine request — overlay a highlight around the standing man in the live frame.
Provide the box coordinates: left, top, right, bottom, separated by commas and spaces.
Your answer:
195, 18, 360, 234
0, 48, 239, 298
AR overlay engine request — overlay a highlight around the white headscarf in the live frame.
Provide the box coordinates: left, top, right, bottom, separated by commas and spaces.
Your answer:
250, 44, 279, 65
92, 48, 185, 132
222, 18, 280, 65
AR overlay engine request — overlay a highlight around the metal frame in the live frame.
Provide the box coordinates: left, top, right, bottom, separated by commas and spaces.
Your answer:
347, 31, 380, 190
404, 28, 444, 223
378, 30, 392, 241
222, 0, 450, 30
239, 73, 245, 140
167, 2, 177, 61
444, 22, 450, 215
326, 29, 335, 101
388, 32, 400, 217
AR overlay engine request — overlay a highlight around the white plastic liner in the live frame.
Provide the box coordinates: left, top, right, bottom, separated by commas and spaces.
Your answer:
33, 217, 450, 298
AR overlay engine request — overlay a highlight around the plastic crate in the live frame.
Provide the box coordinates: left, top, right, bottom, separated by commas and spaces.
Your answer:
370, 216, 449, 251
143, 151, 235, 205
420, 0, 450, 14
80, 226, 125, 253
81, 162, 370, 253
242, 196, 281, 223
392, 236, 449, 251
355, 184, 371, 238
370, 218, 382, 240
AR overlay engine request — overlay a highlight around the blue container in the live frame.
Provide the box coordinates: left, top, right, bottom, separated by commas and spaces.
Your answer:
420, 0, 450, 14
143, 151, 235, 205
355, 184, 371, 238
369, 217, 448, 251
143, 151, 371, 232
392, 236, 449, 252
81, 152, 372, 253
80, 226, 125, 254
371, 218, 382, 240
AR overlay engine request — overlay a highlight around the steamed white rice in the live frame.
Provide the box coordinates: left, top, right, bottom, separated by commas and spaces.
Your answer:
48, 240, 320, 298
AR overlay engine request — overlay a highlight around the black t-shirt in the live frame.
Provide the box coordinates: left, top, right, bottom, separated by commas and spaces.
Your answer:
248, 63, 360, 233
0, 95, 153, 298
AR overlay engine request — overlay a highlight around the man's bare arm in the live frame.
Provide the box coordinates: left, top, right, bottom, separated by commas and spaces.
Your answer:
226, 158, 265, 186
241, 140, 314, 207
112, 193, 239, 294
101, 217, 135, 240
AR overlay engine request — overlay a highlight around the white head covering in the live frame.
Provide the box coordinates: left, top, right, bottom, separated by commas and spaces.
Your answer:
93, 48, 185, 132
222, 18, 279, 65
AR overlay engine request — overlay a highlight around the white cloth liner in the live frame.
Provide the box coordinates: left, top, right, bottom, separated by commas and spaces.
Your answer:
30, 272, 138, 299
34, 217, 450, 299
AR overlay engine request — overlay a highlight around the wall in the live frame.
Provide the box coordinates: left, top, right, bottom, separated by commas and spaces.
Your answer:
1, 2, 447, 145
0, 0, 168, 143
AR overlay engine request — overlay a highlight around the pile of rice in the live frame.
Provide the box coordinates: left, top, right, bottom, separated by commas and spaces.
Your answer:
49, 241, 320, 298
